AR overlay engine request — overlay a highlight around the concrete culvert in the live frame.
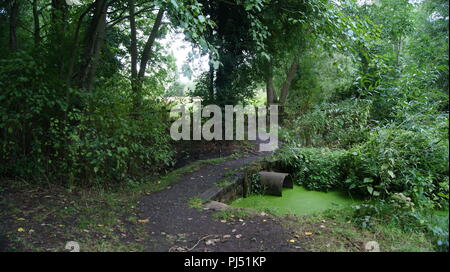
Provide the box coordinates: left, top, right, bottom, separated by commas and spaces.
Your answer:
259, 171, 292, 196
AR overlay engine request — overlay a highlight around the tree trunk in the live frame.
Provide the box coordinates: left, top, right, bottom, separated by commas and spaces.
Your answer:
128, 0, 138, 93
66, 4, 93, 86
265, 61, 276, 105
132, 6, 165, 107
208, 54, 215, 101
278, 61, 298, 106
51, 0, 68, 76
265, 60, 298, 106
265, 60, 298, 125
32, 0, 40, 46
279, 61, 298, 124
137, 7, 165, 80
9, 0, 19, 51
78, 0, 109, 92
85, 8, 107, 92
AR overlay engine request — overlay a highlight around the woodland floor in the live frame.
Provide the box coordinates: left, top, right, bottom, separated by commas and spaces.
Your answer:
140, 151, 301, 252
0, 139, 437, 252
0, 139, 298, 252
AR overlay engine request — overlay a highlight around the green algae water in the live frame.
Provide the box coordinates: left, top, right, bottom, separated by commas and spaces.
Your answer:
231, 185, 361, 216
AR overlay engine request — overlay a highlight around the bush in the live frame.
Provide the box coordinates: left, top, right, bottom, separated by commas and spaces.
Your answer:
0, 53, 174, 187
274, 144, 347, 191
59, 83, 175, 186
352, 204, 419, 231
351, 197, 449, 252
0, 52, 73, 179
287, 98, 373, 148
275, 125, 448, 208
342, 128, 449, 207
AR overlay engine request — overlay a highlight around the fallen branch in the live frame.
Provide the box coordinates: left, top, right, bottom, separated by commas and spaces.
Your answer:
168, 234, 214, 252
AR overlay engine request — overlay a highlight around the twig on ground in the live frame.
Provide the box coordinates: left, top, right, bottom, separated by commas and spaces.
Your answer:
168, 234, 214, 252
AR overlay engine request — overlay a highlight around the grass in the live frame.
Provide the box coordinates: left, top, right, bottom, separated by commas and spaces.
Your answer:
212, 209, 253, 221
188, 197, 204, 210
0, 180, 150, 252
0, 154, 239, 252
279, 206, 447, 252
129, 155, 233, 195
215, 179, 233, 188
4, 145, 442, 252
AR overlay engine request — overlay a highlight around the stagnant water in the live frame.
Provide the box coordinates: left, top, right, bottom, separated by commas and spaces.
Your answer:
231, 185, 361, 216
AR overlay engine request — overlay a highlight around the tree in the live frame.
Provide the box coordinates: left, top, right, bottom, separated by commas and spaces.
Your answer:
253, 0, 354, 110
8, 0, 20, 51
192, 0, 268, 106
407, 0, 449, 92
128, 0, 166, 107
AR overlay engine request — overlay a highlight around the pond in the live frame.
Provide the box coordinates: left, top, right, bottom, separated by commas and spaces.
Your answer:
231, 185, 361, 216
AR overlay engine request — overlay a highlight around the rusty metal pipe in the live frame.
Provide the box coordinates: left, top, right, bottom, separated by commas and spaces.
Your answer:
259, 171, 291, 196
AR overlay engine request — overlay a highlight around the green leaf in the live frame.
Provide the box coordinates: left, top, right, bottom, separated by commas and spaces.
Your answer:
363, 177, 373, 183
387, 170, 396, 178
170, 0, 179, 10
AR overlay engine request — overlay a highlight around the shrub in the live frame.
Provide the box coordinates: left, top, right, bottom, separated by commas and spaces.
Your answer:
351, 197, 449, 252
0, 52, 73, 179
275, 125, 448, 208
242, 162, 268, 195
274, 144, 347, 191
287, 98, 373, 148
342, 128, 449, 207
60, 85, 175, 186
0, 53, 174, 187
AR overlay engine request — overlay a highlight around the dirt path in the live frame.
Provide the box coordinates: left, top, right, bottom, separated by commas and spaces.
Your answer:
139, 146, 302, 252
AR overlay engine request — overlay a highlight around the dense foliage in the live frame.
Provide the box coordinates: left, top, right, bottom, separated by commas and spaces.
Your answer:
275, 147, 346, 192
283, 98, 373, 148
0, 0, 447, 214
0, 0, 448, 253
343, 128, 448, 206
273, 0, 448, 211
0, 52, 174, 186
